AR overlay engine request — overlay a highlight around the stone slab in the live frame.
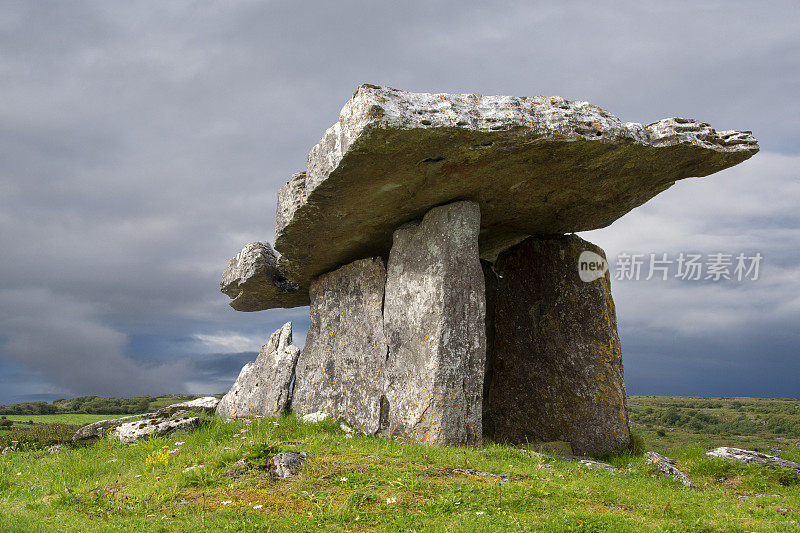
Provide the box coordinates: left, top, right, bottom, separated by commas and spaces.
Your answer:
221, 242, 307, 311
485, 235, 630, 455
250, 84, 759, 309
291, 257, 389, 434
383, 201, 485, 445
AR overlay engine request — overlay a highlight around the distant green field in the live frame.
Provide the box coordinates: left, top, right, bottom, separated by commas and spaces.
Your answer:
1, 413, 133, 425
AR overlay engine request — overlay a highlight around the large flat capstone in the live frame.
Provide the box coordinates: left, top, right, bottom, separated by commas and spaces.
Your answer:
292, 257, 389, 434
235, 84, 760, 309
383, 201, 485, 445
485, 235, 630, 455
216, 322, 301, 418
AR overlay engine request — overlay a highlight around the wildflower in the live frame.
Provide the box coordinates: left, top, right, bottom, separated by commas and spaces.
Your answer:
253, 504, 263, 509
340, 477, 348, 482
174, 442, 185, 446
476, 511, 484, 516
16, 472, 21, 476
221, 500, 232, 505
386, 497, 396, 504
135, 475, 142, 478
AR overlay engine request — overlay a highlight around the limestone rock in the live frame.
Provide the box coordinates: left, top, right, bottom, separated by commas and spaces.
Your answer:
73, 413, 154, 444
257, 84, 759, 309
562, 456, 617, 471
109, 416, 205, 444
645, 451, 692, 486
155, 396, 219, 417
221, 242, 306, 311
47, 445, 64, 454
292, 258, 388, 434
217, 322, 301, 418
383, 201, 485, 445
300, 411, 330, 424
270, 451, 314, 478
2, 446, 13, 455
707, 447, 800, 473
485, 235, 631, 455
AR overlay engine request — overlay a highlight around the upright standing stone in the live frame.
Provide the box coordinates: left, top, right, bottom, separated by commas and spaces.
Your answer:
292, 257, 389, 434
383, 201, 486, 445
486, 235, 630, 455
217, 322, 301, 418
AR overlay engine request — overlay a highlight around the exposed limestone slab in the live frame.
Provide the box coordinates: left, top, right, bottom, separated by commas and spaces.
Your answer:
646, 451, 692, 486
383, 201, 485, 445
221, 242, 307, 311
155, 396, 219, 417
216, 322, 301, 418
485, 235, 630, 455
707, 447, 800, 473
109, 415, 206, 444
292, 257, 388, 434
250, 84, 759, 309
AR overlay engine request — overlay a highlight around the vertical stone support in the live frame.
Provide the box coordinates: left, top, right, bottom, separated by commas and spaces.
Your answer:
292, 257, 388, 434
485, 234, 631, 455
383, 201, 486, 445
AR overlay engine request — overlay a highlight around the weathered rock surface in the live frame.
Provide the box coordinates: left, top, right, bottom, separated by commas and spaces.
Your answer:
707, 447, 800, 473
221, 241, 306, 311
270, 451, 314, 478
246, 84, 760, 309
485, 234, 630, 455
646, 451, 692, 486
217, 322, 301, 418
73, 414, 154, 444
2, 446, 13, 455
292, 258, 388, 434
155, 396, 219, 417
109, 416, 206, 444
383, 201, 485, 445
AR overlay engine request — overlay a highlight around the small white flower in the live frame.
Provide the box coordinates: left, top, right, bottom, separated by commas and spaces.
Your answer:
454, 501, 461, 505
221, 500, 232, 505
107, 459, 118, 463
386, 497, 396, 504
16, 472, 21, 476
134, 475, 142, 478
253, 504, 263, 509
476, 511, 484, 516
272, 422, 279, 426
174, 442, 185, 446
345, 434, 353, 439
340, 477, 348, 482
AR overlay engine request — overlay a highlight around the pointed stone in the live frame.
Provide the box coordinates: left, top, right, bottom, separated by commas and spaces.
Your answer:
485, 235, 630, 455
216, 322, 301, 418
383, 201, 485, 445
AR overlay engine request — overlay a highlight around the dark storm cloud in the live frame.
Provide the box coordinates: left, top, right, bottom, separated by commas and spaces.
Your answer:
0, 1, 797, 402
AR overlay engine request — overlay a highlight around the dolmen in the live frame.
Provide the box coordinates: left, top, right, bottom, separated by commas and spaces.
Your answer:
219, 85, 758, 454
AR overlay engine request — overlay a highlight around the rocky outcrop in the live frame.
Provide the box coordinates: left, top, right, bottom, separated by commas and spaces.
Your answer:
221, 242, 306, 311
109, 415, 206, 444
646, 452, 692, 486
707, 447, 800, 473
485, 235, 630, 455
292, 258, 388, 434
73, 414, 153, 444
270, 451, 314, 478
155, 396, 219, 417
253, 85, 760, 308
216, 322, 301, 418
383, 201, 485, 445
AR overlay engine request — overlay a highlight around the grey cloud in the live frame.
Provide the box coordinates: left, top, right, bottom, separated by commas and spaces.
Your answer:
0, 1, 797, 402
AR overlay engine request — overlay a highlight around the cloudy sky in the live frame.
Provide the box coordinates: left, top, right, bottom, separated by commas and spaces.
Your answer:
0, 1, 798, 403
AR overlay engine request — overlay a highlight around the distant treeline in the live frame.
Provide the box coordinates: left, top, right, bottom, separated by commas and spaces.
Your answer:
0, 394, 204, 415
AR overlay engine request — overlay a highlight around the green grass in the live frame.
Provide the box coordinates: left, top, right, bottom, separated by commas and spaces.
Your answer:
1, 399, 799, 532
2, 414, 135, 425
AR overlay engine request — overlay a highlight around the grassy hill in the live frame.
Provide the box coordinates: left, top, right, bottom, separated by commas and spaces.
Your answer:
1, 397, 798, 531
